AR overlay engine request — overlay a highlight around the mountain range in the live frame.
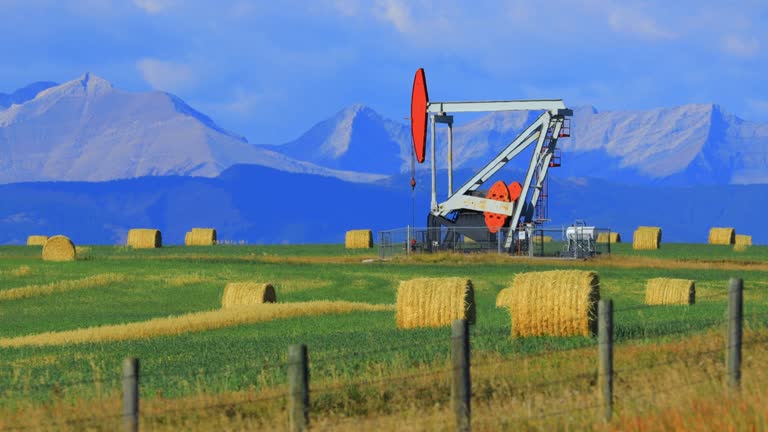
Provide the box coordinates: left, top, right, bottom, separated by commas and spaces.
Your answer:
2, 74, 768, 186
0, 74, 766, 245
0, 165, 763, 245
279, 103, 768, 186
0, 74, 383, 184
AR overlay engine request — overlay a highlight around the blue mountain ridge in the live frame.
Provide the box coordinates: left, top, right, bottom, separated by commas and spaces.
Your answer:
0, 165, 763, 245
0, 81, 57, 109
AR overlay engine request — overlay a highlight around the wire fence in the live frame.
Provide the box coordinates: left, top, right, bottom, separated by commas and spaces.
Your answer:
1, 281, 766, 430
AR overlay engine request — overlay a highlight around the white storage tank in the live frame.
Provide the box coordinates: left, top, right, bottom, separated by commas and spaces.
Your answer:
566, 226, 598, 241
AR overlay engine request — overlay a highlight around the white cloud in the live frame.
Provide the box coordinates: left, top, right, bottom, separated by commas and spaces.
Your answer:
607, 7, 676, 40
221, 88, 262, 115
136, 58, 196, 92
721, 35, 760, 58
133, 0, 177, 14
196, 89, 264, 120
374, 0, 415, 34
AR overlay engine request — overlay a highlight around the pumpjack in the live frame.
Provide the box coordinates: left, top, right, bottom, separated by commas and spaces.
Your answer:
409, 68, 572, 251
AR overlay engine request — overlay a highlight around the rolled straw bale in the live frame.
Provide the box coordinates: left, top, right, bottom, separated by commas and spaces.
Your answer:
633, 226, 662, 250
186, 228, 217, 246
708, 227, 735, 245
396, 278, 475, 329
42, 236, 76, 262
221, 283, 277, 308
127, 229, 162, 249
735, 235, 752, 246
597, 232, 621, 243
26, 235, 48, 246
496, 270, 600, 337
645, 278, 695, 305
345, 229, 373, 249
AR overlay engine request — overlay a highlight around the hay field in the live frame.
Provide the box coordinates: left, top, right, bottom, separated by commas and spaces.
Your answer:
0, 243, 766, 430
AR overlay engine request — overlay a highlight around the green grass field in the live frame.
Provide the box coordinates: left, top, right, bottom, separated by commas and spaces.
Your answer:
0, 243, 767, 430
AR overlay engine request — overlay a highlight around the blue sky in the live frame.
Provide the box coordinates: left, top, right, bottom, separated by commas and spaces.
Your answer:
1, 0, 766, 144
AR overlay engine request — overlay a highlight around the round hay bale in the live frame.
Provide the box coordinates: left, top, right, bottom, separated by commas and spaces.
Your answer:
42, 235, 76, 262
345, 230, 373, 249
396, 277, 475, 329
633, 226, 661, 250
221, 283, 277, 308
127, 229, 162, 249
597, 232, 621, 243
645, 278, 695, 305
496, 270, 600, 337
186, 228, 217, 246
708, 227, 735, 245
735, 234, 752, 246
26, 235, 48, 246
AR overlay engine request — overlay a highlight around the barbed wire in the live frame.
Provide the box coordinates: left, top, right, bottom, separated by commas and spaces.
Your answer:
8, 319, 765, 401
139, 360, 288, 381
4, 335, 767, 430
4, 375, 121, 393
310, 367, 449, 396
614, 291, 730, 313
147, 391, 287, 418
309, 338, 450, 366
616, 373, 720, 409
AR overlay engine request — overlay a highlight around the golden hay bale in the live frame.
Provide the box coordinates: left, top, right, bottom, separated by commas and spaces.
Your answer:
645, 278, 695, 305
597, 232, 621, 243
26, 235, 48, 246
396, 278, 475, 329
533, 235, 553, 243
345, 229, 373, 249
186, 228, 217, 246
708, 227, 735, 245
735, 235, 752, 246
733, 244, 749, 253
633, 226, 662, 250
221, 283, 277, 308
127, 229, 162, 248
496, 270, 600, 337
41, 236, 76, 262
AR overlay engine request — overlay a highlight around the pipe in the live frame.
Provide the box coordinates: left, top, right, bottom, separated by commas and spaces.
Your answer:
431, 115, 437, 212
448, 122, 453, 196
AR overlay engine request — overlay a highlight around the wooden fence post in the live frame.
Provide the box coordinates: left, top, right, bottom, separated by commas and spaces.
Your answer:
452, 319, 471, 432
598, 299, 613, 422
288, 344, 309, 432
122, 357, 139, 432
727, 278, 743, 391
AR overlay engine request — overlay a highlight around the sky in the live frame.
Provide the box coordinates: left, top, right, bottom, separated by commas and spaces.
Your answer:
0, 0, 766, 144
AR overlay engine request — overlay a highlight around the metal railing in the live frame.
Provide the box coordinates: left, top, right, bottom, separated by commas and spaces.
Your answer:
378, 226, 614, 259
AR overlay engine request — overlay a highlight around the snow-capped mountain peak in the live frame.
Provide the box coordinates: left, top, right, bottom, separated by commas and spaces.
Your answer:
0, 76, 386, 184
275, 102, 768, 185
